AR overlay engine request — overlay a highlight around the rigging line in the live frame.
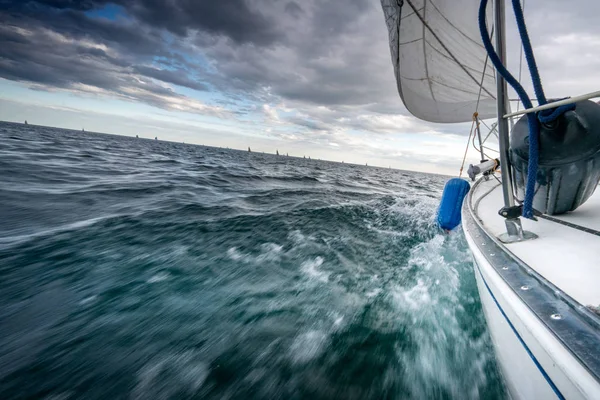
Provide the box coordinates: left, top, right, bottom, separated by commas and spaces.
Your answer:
482, 145, 499, 153
471, 27, 494, 160
459, 118, 477, 178
404, 0, 496, 99
516, 0, 526, 112
472, 120, 495, 159
475, 44, 491, 111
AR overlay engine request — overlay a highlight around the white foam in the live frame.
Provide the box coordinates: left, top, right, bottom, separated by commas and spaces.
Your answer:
133, 351, 208, 399
0, 214, 121, 249
301, 256, 329, 283
365, 288, 382, 298
227, 247, 245, 261
289, 330, 328, 364
388, 231, 493, 399
79, 295, 97, 305
396, 279, 433, 310
256, 243, 283, 262
333, 315, 344, 327
147, 272, 170, 283
227, 243, 283, 263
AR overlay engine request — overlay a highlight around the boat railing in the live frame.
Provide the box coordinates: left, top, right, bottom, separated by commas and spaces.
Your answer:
504, 90, 600, 119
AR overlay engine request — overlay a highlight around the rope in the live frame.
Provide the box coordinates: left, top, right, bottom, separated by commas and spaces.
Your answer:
516, 0, 525, 112
478, 0, 575, 219
471, 114, 495, 159
459, 115, 477, 178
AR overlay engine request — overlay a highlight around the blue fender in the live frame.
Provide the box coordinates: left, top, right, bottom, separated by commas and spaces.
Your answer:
437, 178, 470, 231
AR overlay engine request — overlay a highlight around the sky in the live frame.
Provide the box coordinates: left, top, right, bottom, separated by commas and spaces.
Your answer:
0, 0, 599, 174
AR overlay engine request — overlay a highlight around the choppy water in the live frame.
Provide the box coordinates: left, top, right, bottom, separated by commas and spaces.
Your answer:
0, 121, 506, 399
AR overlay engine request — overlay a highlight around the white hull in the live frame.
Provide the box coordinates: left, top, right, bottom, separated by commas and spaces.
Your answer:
463, 178, 600, 399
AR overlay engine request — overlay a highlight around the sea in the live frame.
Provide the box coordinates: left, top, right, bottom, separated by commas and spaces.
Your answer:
0, 121, 506, 399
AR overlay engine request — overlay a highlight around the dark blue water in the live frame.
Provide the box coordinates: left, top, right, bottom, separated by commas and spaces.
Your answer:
0, 121, 506, 399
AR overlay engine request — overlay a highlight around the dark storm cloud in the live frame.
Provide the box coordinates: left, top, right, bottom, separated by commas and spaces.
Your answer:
2, 0, 281, 45
121, 0, 280, 45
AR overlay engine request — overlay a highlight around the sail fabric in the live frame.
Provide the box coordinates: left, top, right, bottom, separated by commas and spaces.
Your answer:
381, 0, 497, 123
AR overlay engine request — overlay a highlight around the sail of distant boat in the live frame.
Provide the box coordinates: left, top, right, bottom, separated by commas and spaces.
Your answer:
248, 147, 251, 152
380, 0, 496, 123
24, 120, 28, 125
276, 149, 279, 156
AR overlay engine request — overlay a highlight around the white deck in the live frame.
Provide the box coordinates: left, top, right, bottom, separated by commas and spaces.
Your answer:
471, 178, 600, 307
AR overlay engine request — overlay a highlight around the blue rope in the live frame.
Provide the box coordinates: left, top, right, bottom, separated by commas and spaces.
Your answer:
538, 102, 576, 124
478, 0, 575, 219
510, 0, 546, 105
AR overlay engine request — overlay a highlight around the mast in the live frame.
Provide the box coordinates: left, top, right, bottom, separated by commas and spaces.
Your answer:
494, 0, 534, 242
494, 0, 514, 209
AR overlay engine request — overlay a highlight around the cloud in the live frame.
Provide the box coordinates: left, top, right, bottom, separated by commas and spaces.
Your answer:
1, 0, 599, 170
131, 65, 208, 92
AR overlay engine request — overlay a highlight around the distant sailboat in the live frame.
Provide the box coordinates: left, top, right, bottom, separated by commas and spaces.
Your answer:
276, 149, 279, 156
308, 156, 311, 160
303, 155, 306, 159
82, 128, 85, 132
248, 147, 251, 152
24, 120, 28, 125
136, 135, 139, 138
155, 137, 157, 140
286, 153, 288, 156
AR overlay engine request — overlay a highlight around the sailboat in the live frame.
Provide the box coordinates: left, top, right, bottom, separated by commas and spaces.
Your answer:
381, 0, 600, 398
24, 120, 28, 125
276, 149, 279, 156
248, 147, 251, 153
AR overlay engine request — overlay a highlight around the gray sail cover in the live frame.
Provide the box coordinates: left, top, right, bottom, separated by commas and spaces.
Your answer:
381, 0, 497, 123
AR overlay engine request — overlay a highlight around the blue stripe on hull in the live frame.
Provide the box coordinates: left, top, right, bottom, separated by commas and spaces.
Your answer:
474, 263, 565, 400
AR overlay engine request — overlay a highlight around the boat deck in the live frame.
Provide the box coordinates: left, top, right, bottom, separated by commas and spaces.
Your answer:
471, 177, 600, 308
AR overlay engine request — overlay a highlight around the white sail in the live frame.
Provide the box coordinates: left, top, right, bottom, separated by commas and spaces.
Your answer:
381, 0, 497, 123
